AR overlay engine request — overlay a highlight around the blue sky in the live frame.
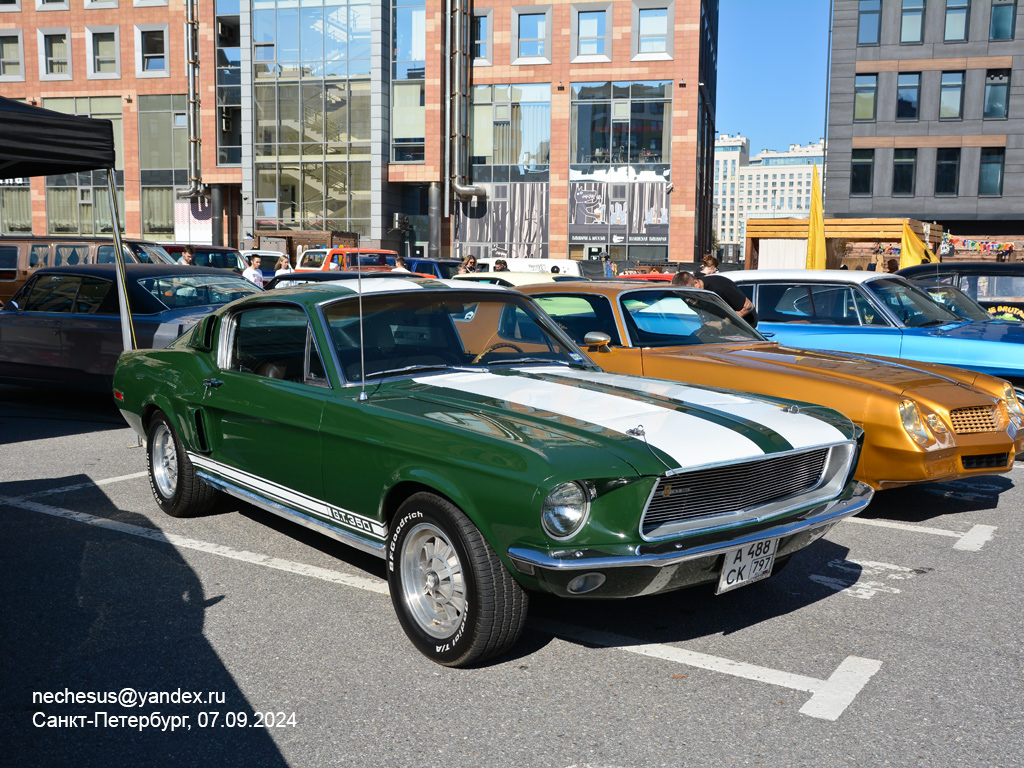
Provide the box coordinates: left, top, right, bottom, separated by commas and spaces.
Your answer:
716, 0, 833, 156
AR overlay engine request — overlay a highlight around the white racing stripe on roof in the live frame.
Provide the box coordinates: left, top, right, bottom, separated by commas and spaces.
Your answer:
556, 368, 848, 450
417, 370, 765, 469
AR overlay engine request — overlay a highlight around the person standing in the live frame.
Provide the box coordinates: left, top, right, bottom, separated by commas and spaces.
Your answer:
673, 271, 757, 327
274, 255, 294, 276
391, 257, 411, 273
243, 256, 264, 287
701, 254, 719, 275
179, 245, 196, 266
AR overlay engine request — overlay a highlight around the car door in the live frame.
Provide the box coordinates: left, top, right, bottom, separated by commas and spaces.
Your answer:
200, 303, 330, 505
58, 276, 125, 379
751, 281, 904, 358
0, 274, 79, 384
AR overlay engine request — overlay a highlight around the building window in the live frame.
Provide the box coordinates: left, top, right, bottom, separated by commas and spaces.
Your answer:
854, 74, 877, 121
990, 0, 1016, 39
569, 81, 671, 166
392, 0, 426, 161
518, 12, 547, 58
934, 148, 960, 196
511, 7, 552, 64
471, 9, 492, 65
631, 1, 673, 60
85, 0, 118, 9
858, 0, 881, 45
978, 148, 1004, 195
944, 0, 970, 42
87, 27, 120, 79
901, 0, 925, 43
939, 71, 964, 119
892, 149, 917, 196
896, 72, 920, 119
133, 0, 167, 7
0, 0, 22, 12
135, 24, 169, 78
39, 29, 71, 80
847, 148, 872, 195
572, 5, 612, 62
36, 0, 69, 10
0, 32, 23, 81
984, 70, 1010, 118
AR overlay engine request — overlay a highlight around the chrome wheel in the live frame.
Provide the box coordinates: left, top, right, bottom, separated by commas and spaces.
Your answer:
400, 522, 466, 640
150, 422, 178, 500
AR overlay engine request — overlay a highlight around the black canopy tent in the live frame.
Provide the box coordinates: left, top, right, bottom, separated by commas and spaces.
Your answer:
0, 95, 135, 349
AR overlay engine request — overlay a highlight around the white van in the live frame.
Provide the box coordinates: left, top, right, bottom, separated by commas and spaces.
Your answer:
476, 258, 582, 276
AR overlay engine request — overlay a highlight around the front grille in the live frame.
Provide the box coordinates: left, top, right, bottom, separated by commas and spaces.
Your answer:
949, 406, 999, 434
642, 448, 830, 537
962, 453, 1009, 470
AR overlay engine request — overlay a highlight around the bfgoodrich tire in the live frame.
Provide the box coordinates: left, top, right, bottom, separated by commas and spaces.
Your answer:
147, 412, 218, 518
387, 492, 528, 667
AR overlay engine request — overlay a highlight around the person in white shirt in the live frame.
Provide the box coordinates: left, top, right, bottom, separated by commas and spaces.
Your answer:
243, 256, 264, 287
274, 255, 294, 275
391, 257, 411, 273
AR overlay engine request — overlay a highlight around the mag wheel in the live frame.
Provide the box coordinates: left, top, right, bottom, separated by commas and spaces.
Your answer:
147, 412, 218, 518
387, 492, 527, 667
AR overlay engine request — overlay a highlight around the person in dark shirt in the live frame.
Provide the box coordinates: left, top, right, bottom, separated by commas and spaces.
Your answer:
672, 271, 758, 328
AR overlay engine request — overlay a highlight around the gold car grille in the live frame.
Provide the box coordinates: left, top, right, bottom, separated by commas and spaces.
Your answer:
641, 448, 830, 537
949, 406, 999, 434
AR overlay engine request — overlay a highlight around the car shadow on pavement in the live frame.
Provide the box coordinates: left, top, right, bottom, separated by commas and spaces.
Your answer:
513, 539, 861, 661
0, 478, 289, 768
0, 386, 126, 445
862, 475, 1015, 522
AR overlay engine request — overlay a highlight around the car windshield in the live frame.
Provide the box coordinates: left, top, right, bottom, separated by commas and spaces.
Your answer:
323, 291, 587, 382
299, 250, 328, 268
138, 274, 262, 310
921, 284, 994, 322
865, 278, 960, 328
620, 290, 763, 347
191, 249, 243, 271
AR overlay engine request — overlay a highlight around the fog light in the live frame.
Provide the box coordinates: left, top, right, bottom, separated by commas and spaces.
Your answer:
925, 413, 947, 434
567, 572, 606, 594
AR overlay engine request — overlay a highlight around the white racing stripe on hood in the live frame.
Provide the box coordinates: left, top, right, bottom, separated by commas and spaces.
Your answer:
416, 370, 766, 469
556, 368, 849, 449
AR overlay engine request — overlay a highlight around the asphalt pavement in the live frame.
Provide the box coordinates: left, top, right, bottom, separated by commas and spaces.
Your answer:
2, 384, 1022, 767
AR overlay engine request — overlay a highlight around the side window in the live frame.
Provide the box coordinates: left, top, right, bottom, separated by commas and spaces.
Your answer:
54, 244, 90, 266
23, 274, 81, 312
852, 290, 890, 326
755, 284, 813, 322
228, 306, 326, 385
0, 244, 18, 281
805, 285, 860, 325
30, 244, 51, 268
497, 304, 551, 345
96, 245, 118, 264
73, 277, 113, 314
532, 294, 620, 345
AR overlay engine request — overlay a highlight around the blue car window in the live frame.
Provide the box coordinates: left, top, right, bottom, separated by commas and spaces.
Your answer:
852, 290, 889, 326
24, 275, 81, 313
756, 284, 813, 322
73, 277, 113, 314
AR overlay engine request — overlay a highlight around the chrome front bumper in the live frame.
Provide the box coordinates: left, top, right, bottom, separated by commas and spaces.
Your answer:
507, 480, 874, 599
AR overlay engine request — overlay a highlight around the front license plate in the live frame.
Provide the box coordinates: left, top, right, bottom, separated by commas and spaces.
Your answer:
716, 538, 777, 594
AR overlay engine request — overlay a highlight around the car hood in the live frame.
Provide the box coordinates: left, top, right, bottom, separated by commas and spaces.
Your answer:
644, 342, 982, 399
390, 366, 855, 476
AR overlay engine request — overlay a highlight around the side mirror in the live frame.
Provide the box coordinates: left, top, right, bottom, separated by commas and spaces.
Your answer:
583, 331, 611, 351
5, 300, 17, 311
189, 314, 219, 352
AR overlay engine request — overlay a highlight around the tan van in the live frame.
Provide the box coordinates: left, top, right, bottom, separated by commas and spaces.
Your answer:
0, 236, 173, 306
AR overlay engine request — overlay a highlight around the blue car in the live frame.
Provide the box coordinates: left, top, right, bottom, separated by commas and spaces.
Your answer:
727, 270, 1024, 388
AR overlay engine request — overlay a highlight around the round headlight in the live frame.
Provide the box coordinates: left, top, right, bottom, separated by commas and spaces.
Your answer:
541, 482, 590, 540
899, 400, 934, 446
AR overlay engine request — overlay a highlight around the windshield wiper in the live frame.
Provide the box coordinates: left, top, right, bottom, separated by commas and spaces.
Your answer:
363, 363, 471, 379
486, 357, 569, 367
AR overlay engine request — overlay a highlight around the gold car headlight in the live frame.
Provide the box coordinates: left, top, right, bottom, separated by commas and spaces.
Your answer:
899, 400, 935, 446
1004, 383, 1024, 429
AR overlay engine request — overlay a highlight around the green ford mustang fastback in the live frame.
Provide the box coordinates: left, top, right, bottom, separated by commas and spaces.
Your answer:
113, 278, 872, 666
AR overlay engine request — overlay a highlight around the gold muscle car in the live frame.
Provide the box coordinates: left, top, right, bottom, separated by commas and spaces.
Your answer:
522, 281, 1024, 491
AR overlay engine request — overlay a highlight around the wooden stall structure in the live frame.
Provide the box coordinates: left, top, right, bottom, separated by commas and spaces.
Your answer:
744, 218, 943, 271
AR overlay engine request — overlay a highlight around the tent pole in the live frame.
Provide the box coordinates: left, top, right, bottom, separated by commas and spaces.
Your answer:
107, 169, 136, 351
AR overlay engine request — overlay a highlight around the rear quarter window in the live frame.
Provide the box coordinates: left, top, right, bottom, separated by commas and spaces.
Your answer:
0, 245, 18, 281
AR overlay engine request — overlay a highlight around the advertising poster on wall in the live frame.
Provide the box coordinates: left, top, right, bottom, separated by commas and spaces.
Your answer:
569, 182, 668, 245
454, 182, 549, 259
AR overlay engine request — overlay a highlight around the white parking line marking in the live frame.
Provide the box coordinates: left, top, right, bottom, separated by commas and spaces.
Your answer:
954, 524, 997, 552
845, 517, 996, 551
531, 620, 881, 721
808, 559, 922, 599
9, 472, 150, 501
4, 493, 882, 720
0, 495, 390, 595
